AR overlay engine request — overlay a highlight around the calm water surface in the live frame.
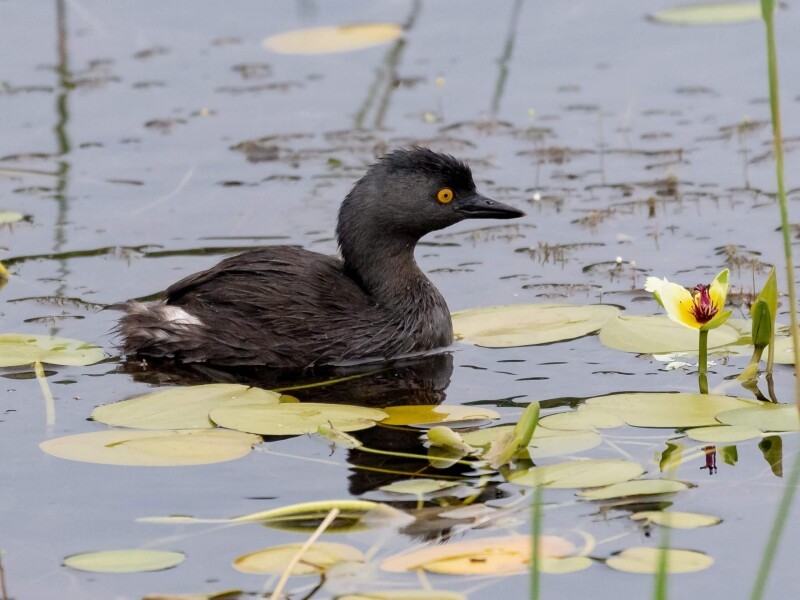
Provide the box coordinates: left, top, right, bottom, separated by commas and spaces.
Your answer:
1, 1, 799, 598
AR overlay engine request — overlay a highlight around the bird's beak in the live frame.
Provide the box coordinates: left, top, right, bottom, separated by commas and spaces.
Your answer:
455, 193, 526, 219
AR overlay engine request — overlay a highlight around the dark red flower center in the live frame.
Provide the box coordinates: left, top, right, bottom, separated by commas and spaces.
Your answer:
690, 284, 718, 324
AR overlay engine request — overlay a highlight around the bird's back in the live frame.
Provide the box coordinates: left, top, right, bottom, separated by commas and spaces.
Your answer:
118, 246, 452, 367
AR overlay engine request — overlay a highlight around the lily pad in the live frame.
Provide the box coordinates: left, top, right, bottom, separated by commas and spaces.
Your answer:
538, 406, 625, 431
380, 479, 461, 496
381, 535, 573, 575
452, 303, 619, 348
538, 556, 593, 574
685, 425, 763, 443
631, 511, 720, 529
264, 24, 402, 55
650, 3, 761, 26
578, 479, 688, 500
64, 549, 184, 573
209, 402, 387, 436
40, 429, 260, 466
527, 427, 603, 459
338, 592, 465, 600
0, 333, 105, 367
606, 547, 713, 574
92, 384, 281, 430
381, 404, 499, 427
509, 459, 644, 489
769, 336, 797, 364
233, 542, 363, 575
716, 404, 800, 432
598, 315, 741, 354
584, 393, 755, 428
0, 211, 24, 224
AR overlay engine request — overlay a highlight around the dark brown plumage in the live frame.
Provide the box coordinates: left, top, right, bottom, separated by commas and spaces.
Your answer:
117, 147, 524, 367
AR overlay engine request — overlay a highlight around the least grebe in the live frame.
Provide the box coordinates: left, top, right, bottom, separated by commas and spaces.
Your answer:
118, 147, 524, 367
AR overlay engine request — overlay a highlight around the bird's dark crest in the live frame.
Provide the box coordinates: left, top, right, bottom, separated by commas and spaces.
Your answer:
380, 147, 474, 189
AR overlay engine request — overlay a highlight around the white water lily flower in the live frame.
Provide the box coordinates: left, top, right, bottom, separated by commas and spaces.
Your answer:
644, 269, 732, 331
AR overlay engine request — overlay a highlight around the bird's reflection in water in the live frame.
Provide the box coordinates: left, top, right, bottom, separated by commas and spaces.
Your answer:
122, 352, 510, 541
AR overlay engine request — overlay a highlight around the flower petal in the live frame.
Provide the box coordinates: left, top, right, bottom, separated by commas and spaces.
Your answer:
657, 280, 701, 330
709, 269, 729, 309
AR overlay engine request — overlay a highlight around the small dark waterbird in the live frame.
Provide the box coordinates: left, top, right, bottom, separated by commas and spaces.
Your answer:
118, 148, 525, 367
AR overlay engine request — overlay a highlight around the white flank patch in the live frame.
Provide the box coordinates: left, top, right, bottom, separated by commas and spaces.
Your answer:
160, 306, 203, 326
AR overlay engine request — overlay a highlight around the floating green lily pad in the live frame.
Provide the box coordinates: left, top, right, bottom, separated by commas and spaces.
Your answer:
233, 542, 363, 575
209, 402, 387, 436
769, 336, 796, 364
585, 393, 755, 428
452, 303, 619, 348
380, 479, 461, 496
264, 24, 402, 55
631, 511, 721, 529
650, 3, 761, 26
527, 428, 602, 459
598, 315, 741, 354
685, 425, 763, 443
40, 429, 260, 466
538, 406, 625, 431
381, 404, 499, 427
0, 333, 105, 367
0, 211, 25, 224
92, 383, 281, 430
138, 499, 410, 532
578, 479, 688, 500
538, 556, 593, 574
606, 547, 714, 574
64, 549, 184, 573
716, 404, 800, 432
509, 459, 644, 489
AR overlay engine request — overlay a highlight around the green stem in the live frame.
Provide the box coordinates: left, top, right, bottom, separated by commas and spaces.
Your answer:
762, 1, 800, 411
698, 330, 709, 394
530, 484, 542, 600
750, 2, 800, 598
358, 445, 476, 468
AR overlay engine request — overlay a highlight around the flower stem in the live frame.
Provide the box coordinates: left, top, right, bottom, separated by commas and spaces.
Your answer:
698, 329, 709, 394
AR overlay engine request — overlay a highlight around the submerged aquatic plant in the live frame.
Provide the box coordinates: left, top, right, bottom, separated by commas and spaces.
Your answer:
645, 269, 731, 393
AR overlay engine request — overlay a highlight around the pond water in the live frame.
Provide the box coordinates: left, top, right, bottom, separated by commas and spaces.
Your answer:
2, 0, 800, 598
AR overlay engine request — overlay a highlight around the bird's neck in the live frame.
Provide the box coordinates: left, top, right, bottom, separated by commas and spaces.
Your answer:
343, 235, 431, 304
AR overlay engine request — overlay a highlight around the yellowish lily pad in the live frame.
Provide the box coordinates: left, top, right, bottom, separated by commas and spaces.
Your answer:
0, 211, 24, 224
209, 402, 387, 436
92, 384, 281, 430
770, 336, 796, 364
264, 24, 402, 55
64, 549, 184, 573
650, 3, 761, 26
234, 542, 362, 575
381, 535, 573, 575
631, 511, 721, 529
40, 429, 260, 466
0, 333, 105, 367
381, 404, 499, 427
578, 479, 688, 500
452, 303, 619, 348
716, 404, 800, 432
509, 459, 644, 489
584, 393, 755, 428
606, 547, 713, 574
337, 592, 465, 600
685, 425, 763, 443
598, 315, 741, 354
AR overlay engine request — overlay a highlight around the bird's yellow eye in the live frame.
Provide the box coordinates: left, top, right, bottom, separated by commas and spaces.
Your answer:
437, 188, 454, 204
